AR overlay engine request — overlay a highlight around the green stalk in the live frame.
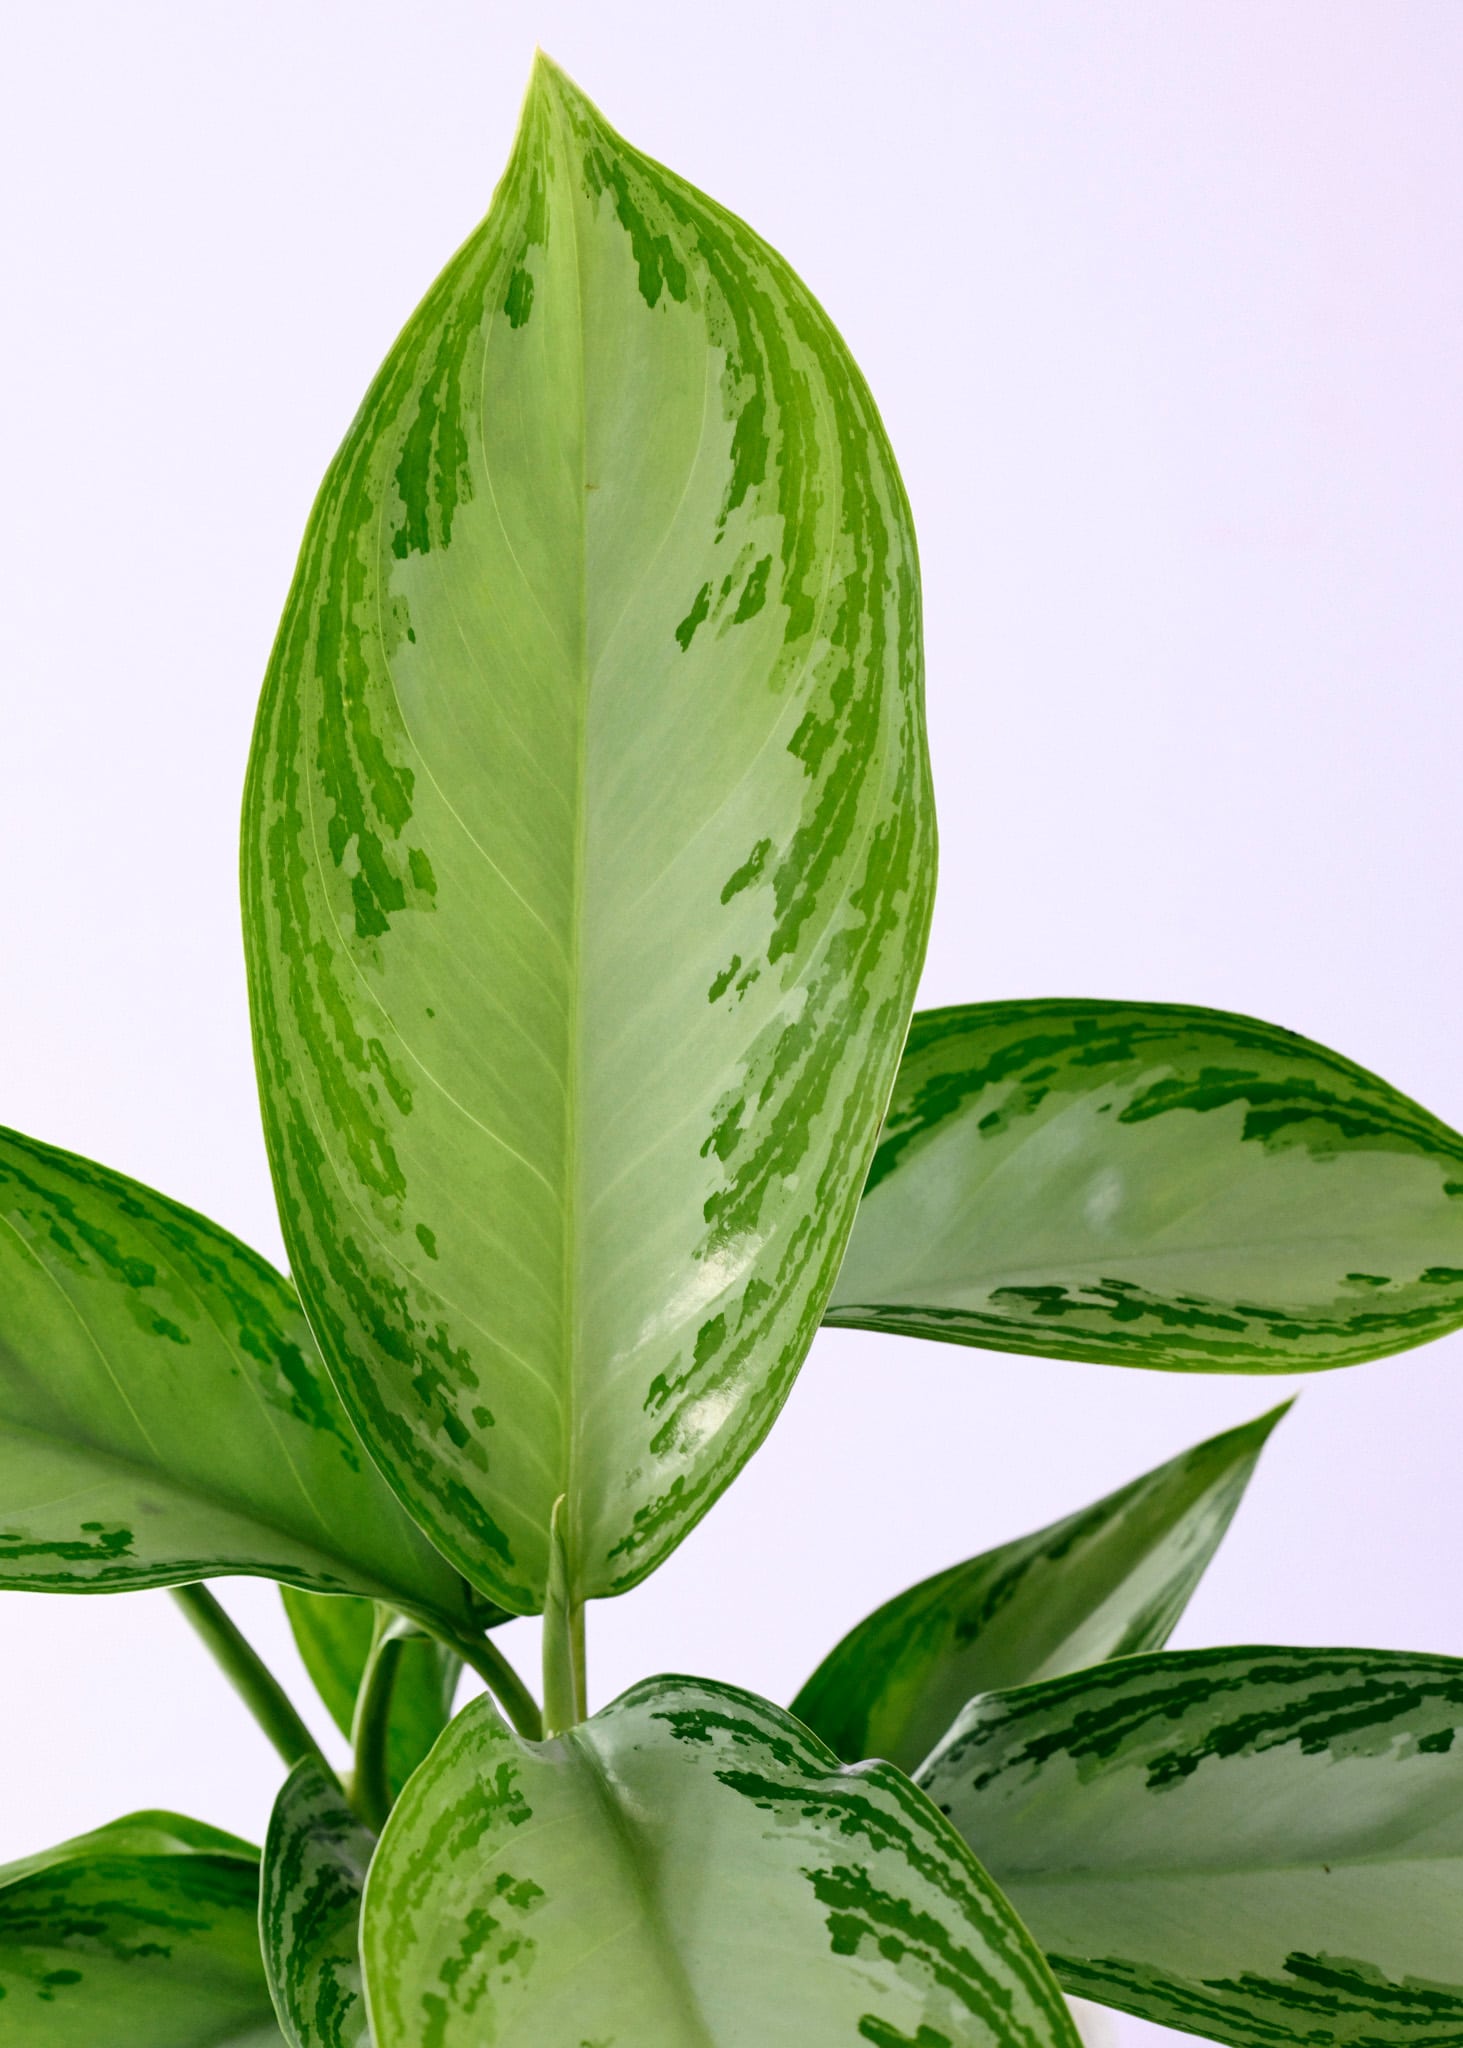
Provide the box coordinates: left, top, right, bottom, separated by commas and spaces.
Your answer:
350, 1622, 404, 1832
541, 1494, 585, 1736
455, 1628, 545, 1741
172, 1583, 330, 1772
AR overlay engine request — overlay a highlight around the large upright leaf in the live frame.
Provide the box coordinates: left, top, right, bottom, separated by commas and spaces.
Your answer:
0, 1810, 283, 2045
242, 56, 935, 1613
920, 1646, 1463, 2048
829, 999, 1463, 1370
261, 1761, 373, 2048
0, 1127, 475, 1633
281, 1589, 459, 1797
362, 1674, 1079, 2048
792, 1402, 1286, 1772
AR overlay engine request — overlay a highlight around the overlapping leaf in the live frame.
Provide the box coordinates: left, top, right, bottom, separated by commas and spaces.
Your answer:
0, 1809, 282, 2045
920, 1646, 1463, 2047
829, 999, 1463, 1370
0, 1127, 475, 1633
262, 1761, 373, 2048
281, 1591, 458, 1798
792, 1403, 1286, 1772
241, 55, 935, 1614
362, 1673, 1078, 2048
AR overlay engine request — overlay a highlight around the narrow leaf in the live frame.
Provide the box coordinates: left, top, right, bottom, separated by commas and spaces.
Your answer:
830, 999, 1463, 1370
241, 54, 935, 1614
281, 1590, 459, 1796
362, 1674, 1079, 2048
0, 1810, 283, 2045
261, 1760, 373, 2048
792, 1402, 1287, 1771
0, 1126, 477, 1635
920, 1646, 1463, 2048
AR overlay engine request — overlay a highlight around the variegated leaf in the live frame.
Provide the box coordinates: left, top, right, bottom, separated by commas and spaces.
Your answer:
262, 1761, 373, 2048
792, 1402, 1286, 1772
362, 1674, 1079, 2048
242, 56, 935, 1613
920, 1646, 1463, 2048
0, 1810, 283, 2045
0, 1126, 476, 1634
281, 1590, 459, 1798
830, 999, 1463, 1370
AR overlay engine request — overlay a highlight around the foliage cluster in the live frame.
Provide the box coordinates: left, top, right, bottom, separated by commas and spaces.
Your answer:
3, 58, 1461, 2048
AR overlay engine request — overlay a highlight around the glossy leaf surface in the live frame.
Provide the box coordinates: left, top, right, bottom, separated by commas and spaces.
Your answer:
262, 1761, 373, 2048
921, 1647, 1463, 2047
363, 1674, 1079, 2048
0, 1810, 282, 2045
830, 999, 1463, 1370
281, 1590, 459, 1797
241, 57, 935, 1613
792, 1402, 1286, 1772
0, 1127, 473, 1631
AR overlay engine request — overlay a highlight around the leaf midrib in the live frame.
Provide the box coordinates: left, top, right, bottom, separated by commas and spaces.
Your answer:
555, 77, 592, 1599
994, 1846, 1463, 1887
567, 1724, 719, 2048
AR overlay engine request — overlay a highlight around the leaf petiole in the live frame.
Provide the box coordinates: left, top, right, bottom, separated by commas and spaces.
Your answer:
542, 1496, 586, 1736
348, 1611, 409, 1831
171, 1583, 331, 1773
452, 1627, 545, 1743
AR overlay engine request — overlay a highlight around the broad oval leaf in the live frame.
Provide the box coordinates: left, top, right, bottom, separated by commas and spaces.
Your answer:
0, 1809, 283, 2045
241, 56, 935, 1613
281, 1590, 459, 1798
362, 1674, 1079, 2048
792, 1401, 1287, 1773
0, 1126, 476, 1634
830, 999, 1463, 1370
262, 1760, 373, 2048
920, 1646, 1463, 2048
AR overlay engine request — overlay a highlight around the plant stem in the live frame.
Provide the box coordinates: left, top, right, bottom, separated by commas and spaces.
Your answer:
541, 1494, 585, 1736
172, 1583, 329, 1772
454, 1630, 545, 1741
350, 1622, 404, 1833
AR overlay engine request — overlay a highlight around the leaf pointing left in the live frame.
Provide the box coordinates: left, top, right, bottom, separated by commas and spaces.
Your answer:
0, 1125, 481, 1635
0, 1809, 285, 2045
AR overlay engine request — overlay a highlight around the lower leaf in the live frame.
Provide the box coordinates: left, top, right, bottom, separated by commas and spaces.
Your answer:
919, 1646, 1463, 2048
0, 1810, 282, 2045
261, 1760, 373, 2048
363, 1674, 1081, 2048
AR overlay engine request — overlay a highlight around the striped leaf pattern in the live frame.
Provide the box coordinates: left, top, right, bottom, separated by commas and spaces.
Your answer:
920, 1646, 1463, 2048
792, 1402, 1286, 1773
281, 1591, 459, 1800
241, 54, 934, 1614
261, 1761, 373, 2048
0, 1810, 282, 2045
829, 999, 1463, 1370
0, 1126, 474, 1631
362, 1674, 1079, 2048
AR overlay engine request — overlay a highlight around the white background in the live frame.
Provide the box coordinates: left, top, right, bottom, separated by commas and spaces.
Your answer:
1, 5, 1460, 2043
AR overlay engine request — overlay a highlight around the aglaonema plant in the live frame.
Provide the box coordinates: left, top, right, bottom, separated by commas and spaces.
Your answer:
3, 54, 1461, 2048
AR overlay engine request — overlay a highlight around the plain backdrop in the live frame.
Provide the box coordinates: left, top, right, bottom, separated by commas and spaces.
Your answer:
1, 6, 1460, 2044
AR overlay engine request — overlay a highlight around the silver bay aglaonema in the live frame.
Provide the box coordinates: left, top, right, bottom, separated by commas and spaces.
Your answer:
242, 56, 935, 1615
